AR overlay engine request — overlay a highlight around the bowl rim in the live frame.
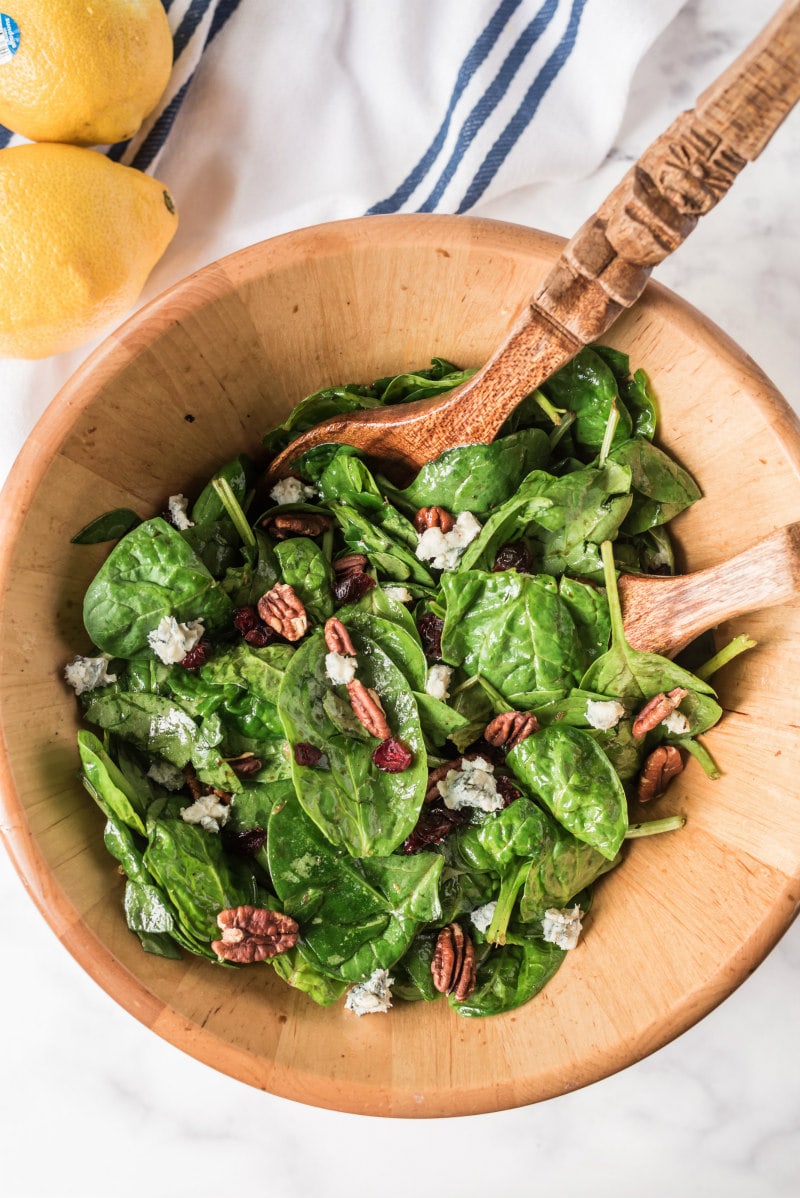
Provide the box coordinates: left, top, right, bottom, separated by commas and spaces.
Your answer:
2, 212, 800, 1117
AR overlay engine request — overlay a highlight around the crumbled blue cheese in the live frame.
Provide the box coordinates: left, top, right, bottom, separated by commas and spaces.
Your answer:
470, 901, 497, 934
585, 698, 626, 731
325, 651, 357, 685
63, 654, 117, 696
383, 585, 413, 604
147, 616, 205, 664
167, 493, 194, 531
662, 709, 690, 735
438, 755, 503, 813
269, 476, 317, 505
542, 905, 584, 950
147, 759, 185, 791
344, 968, 394, 1016
180, 794, 230, 833
415, 511, 482, 570
425, 663, 453, 701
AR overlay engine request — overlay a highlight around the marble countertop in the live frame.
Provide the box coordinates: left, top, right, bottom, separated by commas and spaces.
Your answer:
2, 3, 799, 1195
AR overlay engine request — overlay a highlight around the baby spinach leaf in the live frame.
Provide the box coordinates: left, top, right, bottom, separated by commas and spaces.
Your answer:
71, 508, 141, 544
144, 802, 257, 943
377, 363, 473, 405
180, 520, 241, 579
83, 518, 233, 658
191, 454, 256, 526
591, 346, 657, 440
267, 790, 442, 982
440, 570, 589, 705
412, 690, 472, 749
454, 798, 555, 943
274, 536, 334, 624
532, 460, 632, 579
328, 496, 435, 585
558, 576, 611, 664
262, 385, 384, 454
540, 347, 632, 453
507, 725, 628, 860
380, 428, 550, 519
581, 542, 722, 738
519, 819, 617, 920
77, 729, 146, 835
341, 609, 427, 692
451, 935, 565, 1017
222, 529, 280, 606
271, 948, 348, 1006
277, 628, 427, 857
611, 439, 701, 535
392, 930, 441, 1002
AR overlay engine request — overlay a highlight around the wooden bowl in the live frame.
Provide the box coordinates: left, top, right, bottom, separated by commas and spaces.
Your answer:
2, 215, 799, 1117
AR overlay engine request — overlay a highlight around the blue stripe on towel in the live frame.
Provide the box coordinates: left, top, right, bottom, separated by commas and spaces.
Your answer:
457, 0, 589, 212
129, 0, 243, 172
416, 0, 558, 212
172, 0, 214, 63
367, 0, 524, 215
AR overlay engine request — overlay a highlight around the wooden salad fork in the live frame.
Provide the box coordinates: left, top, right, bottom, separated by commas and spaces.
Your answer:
266, 0, 800, 482
620, 522, 800, 655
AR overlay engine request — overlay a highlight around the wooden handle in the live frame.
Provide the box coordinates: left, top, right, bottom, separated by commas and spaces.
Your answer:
523, 0, 800, 348
619, 522, 800, 655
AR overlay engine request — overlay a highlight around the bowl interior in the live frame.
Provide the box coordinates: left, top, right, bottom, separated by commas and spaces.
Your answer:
2, 214, 800, 1117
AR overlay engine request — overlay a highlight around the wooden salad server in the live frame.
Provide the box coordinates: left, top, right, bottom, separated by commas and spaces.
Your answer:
267, 0, 800, 481
620, 522, 800, 655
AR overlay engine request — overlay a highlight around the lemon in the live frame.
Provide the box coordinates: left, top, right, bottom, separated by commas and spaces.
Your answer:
0, 1, 172, 145
0, 142, 178, 359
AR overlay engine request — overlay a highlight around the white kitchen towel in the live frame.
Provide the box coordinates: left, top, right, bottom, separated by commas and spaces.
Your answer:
0, 0, 690, 483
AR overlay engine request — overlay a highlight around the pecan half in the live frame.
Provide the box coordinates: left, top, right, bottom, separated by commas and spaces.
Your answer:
333, 553, 369, 577
257, 582, 308, 641
632, 687, 689, 738
431, 922, 477, 1001
211, 905, 299, 963
413, 505, 456, 534
636, 745, 684, 803
424, 760, 462, 803
346, 678, 391, 740
324, 615, 356, 656
262, 512, 332, 540
484, 710, 540, 751
225, 752, 263, 778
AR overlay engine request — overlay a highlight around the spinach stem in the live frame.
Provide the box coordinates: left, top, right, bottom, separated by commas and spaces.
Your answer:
625, 814, 685, 839
678, 736, 721, 779
531, 389, 565, 426
212, 478, 256, 548
598, 400, 619, 467
694, 634, 757, 682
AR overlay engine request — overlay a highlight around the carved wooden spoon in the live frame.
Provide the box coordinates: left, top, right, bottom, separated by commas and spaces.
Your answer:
620, 523, 800, 655
267, 0, 800, 482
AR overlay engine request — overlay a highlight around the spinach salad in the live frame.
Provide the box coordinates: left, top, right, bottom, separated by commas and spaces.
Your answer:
65, 347, 752, 1018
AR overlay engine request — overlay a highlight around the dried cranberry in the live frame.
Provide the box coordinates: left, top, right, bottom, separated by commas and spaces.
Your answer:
495, 774, 522, 807
293, 742, 323, 767
371, 737, 413, 773
492, 541, 534, 573
233, 605, 259, 634
333, 570, 376, 605
180, 640, 212, 670
401, 804, 468, 854
224, 827, 268, 857
417, 613, 444, 660
234, 605, 277, 647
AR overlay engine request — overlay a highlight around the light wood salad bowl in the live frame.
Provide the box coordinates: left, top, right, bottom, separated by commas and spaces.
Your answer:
1, 214, 800, 1117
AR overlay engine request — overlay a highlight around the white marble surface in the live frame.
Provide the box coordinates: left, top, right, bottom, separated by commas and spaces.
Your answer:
2, 2, 800, 1195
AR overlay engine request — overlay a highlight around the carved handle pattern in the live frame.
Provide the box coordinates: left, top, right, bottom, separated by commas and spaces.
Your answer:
532, 0, 800, 345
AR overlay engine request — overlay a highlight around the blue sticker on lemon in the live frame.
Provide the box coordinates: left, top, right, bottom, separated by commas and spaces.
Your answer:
0, 13, 20, 64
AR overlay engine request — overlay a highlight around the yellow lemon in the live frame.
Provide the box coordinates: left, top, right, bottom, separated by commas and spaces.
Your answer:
0, 1, 173, 145
0, 142, 178, 359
